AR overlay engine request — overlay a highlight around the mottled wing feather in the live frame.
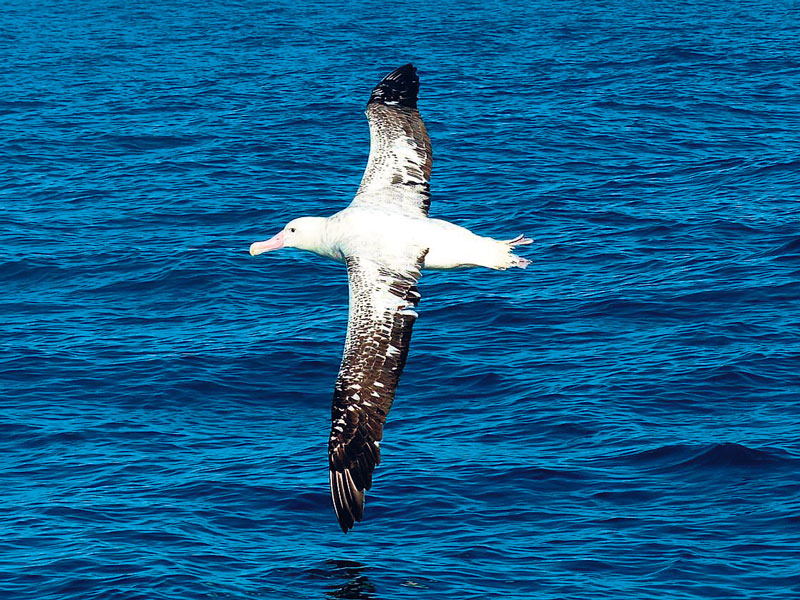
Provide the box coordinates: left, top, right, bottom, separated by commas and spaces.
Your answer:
350, 64, 433, 217
328, 250, 427, 532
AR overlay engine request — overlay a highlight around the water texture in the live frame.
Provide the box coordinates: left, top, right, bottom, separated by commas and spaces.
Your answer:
2, 1, 800, 598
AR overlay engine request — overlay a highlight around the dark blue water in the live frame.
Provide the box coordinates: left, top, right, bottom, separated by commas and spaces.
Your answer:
3, 1, 800, 598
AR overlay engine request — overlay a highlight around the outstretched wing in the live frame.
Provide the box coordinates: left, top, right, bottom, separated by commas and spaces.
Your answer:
350, 64, 433, 218
328, 249, 427, 532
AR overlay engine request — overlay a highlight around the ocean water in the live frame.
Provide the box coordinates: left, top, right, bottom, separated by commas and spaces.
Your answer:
2, 0, 800, 598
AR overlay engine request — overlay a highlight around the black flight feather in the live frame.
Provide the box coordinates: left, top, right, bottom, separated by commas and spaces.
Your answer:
367, 63, 419, 109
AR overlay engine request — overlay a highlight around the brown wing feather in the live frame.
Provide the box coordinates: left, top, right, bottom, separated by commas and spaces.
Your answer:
351, 64, 433, 217
328, 250, 426, 532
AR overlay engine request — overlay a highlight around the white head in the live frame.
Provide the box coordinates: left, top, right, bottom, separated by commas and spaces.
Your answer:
249, 217, 326, 256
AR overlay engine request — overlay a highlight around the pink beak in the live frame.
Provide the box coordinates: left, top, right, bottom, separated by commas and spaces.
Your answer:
249, 230, 285, 256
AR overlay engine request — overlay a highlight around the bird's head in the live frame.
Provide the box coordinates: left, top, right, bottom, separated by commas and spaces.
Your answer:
249, 217, 326, 256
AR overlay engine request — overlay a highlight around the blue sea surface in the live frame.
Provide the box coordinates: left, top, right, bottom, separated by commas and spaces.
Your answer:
2, 1, 800, 598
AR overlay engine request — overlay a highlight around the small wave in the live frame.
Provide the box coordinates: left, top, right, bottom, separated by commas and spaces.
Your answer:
0, 99, 50, 116
673, 280, 800, 305
651, 46, 718, 65
681, 442, 785, 469
593, 99, 684, 115
762, 236, 800, 260
576, 297, 685, 321
622, 442, 793, 474
89, 133, 211, 152
485, 464, 588, 484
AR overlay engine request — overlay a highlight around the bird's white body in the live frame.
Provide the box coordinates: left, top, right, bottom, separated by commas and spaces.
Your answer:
274, 208, 528, 271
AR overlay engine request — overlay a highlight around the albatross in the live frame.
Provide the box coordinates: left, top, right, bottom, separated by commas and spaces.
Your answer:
250, 64, 531, 532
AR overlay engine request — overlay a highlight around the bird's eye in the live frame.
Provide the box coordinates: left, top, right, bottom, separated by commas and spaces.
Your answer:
290, 227, 296, 233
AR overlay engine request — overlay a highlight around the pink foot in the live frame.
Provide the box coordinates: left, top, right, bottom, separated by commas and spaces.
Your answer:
512, 256, 531, 269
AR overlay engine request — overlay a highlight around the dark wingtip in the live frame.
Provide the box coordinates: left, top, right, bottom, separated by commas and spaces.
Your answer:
330, 469, 364, 533
368, 63, 419, 109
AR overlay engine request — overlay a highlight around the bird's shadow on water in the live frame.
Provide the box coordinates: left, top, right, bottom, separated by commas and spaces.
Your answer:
324, 559, 379, 599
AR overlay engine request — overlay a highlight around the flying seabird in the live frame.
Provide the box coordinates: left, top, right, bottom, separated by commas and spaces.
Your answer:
250, 64, 531, 532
